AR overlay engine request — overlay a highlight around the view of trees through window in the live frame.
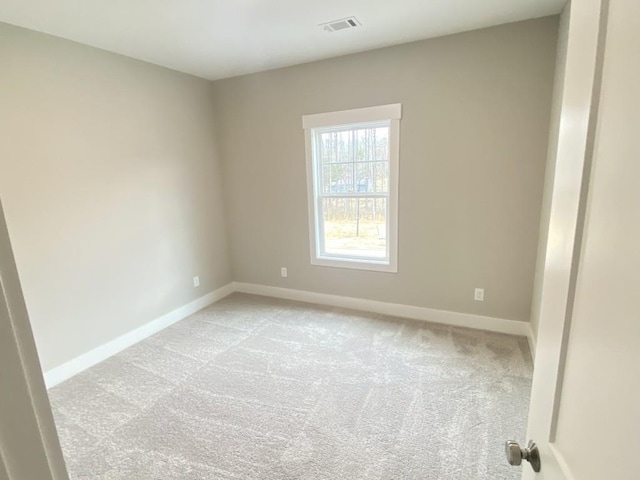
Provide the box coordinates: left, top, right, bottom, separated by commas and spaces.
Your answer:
314, 122, 390, 259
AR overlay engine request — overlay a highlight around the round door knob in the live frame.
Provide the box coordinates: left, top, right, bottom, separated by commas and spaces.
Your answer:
505, 440, 541, 472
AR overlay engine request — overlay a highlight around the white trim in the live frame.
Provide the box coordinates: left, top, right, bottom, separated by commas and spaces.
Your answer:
1, 199, 69, 478
388, 117, 400, 271
527, 323, 537, 362
310, 256, 397, 273
233, 282, 529, 337
43, 282, 234, 389
305, 128, 318, 267
302, 103, 402, 129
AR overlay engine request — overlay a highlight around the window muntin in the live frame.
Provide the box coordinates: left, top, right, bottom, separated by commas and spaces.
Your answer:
303, 104, 400, 272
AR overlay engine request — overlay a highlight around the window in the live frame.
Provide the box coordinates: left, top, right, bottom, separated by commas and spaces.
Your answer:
303, 104, 401, 272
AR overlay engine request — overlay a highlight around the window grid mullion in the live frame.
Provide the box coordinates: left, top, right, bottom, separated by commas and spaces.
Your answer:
318, 193, 388, 199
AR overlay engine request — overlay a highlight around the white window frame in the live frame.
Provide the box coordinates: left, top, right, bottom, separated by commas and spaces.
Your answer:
303, 104, 401, 273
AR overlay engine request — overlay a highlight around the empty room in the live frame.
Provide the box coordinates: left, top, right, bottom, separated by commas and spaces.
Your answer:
1, 0, 638, 479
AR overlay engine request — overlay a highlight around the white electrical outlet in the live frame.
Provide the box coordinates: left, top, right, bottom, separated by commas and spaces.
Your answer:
193, 276, 200, 287
474, 288, 485, 301
280, 267, 288, 278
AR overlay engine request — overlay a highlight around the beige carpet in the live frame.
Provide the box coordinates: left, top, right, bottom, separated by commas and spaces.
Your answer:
48, 293, 532, 479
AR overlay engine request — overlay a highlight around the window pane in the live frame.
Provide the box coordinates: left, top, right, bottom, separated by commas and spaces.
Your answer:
375, 127, 389, 161
321, 197, 387, 259
379, 161, 389, 192
326, 163, 352, 193
316, 123, 390, 195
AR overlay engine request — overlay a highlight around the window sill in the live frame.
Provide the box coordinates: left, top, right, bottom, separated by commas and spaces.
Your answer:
311, 256, 398, 273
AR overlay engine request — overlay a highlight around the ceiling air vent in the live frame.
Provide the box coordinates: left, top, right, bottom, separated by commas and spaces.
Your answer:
320, 17, 361, 33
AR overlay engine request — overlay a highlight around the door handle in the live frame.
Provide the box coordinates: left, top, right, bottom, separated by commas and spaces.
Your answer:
505, 440, 541, 472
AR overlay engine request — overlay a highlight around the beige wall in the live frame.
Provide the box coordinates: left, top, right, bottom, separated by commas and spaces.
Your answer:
213, 16, 559, 323
530, 5, 571, 340
0, 23, 232, 372
0, 16, 560, 374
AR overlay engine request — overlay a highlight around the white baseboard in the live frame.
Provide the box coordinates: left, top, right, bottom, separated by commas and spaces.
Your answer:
44, 282, 234, 389
233, 282, 530, 337
45, 280, 534, 388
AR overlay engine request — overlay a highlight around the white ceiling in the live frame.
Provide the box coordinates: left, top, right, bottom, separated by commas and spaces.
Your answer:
0, 0, 565, 80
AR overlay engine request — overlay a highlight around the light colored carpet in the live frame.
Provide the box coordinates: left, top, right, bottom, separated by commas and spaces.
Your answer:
49, 293, 532, 479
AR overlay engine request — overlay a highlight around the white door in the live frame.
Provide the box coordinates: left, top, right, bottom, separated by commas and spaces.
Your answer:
0, 198, 69, 479
515, 0, 640, 478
